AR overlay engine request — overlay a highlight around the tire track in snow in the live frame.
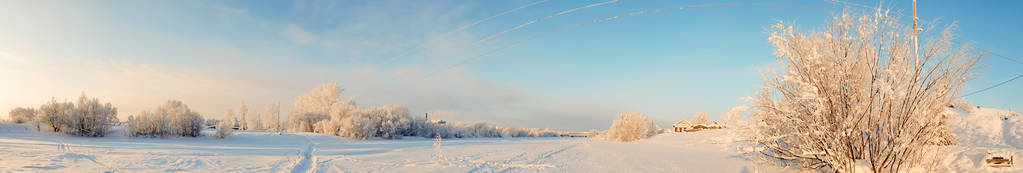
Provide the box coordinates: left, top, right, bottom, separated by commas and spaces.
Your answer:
291, 136, 318, 173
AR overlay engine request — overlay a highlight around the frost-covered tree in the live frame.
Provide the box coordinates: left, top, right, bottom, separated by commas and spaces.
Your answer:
750, 9, 979, 172
237, 101, 248, 130
8, 107, 36, 124
156, 100, 204, 137
262, 103, 281, 131
249, 112, 262, 130
36, 98, 74, 132
691, 112, 710, 125
33, 94, 117, 137
66, 93, 117, 137
605, 111, 660, 142
365, 105, 411, 139
125, 100, 204, 137
125, 112, 170, 137
722, 106, 752, 127
223, 109, 235, 129
287, 82, 343, 132
337, 113, 374, 140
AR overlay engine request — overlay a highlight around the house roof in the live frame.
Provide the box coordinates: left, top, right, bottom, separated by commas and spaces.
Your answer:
673, 120, 692, 127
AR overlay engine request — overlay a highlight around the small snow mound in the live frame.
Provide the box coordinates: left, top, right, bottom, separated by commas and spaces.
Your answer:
55, 153, 96, 162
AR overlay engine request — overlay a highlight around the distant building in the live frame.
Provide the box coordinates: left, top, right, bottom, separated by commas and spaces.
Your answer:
427, 119, 446, 125
673, 120, 692, 132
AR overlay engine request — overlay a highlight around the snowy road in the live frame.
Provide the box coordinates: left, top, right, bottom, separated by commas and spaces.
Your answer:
0, 124, 764, 172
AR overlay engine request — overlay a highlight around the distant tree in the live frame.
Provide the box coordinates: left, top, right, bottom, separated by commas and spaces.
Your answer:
722, 106, 752, 127
125, 100, 204, 137
287, 82, 343, 132
262, 103, 281, 131
691, 112, 710, 125
605, 111, 660, 142
156, 100, 204, 137
223, 109, 235, 129
237, 101, 248, 130
36, 98, 74, 132
8, 107, 36, 124
66, 93, 117, 137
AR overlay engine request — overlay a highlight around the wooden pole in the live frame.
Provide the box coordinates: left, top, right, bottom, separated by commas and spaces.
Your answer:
913, 0, 919, 60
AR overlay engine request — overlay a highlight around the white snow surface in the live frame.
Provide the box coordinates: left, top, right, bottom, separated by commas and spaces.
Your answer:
0, 124, 773, 172
929, 107, 1023, 172
1, 107, 1021, 172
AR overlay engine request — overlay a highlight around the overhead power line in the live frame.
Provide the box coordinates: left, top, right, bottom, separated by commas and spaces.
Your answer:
960, 74, 1023, 98
990, 52, 1023, 65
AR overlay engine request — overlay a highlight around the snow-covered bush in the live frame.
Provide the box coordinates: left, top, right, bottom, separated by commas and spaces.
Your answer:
262, 103, 281, 131
223, 109, 235, 129
287, 83, 343, 132
605, 111, 660, 142
215, 120, 232, 139
8, 107, 35, 124
125, 100, 204, 137
691, 112, 710, 125
751, 10, 978, 172
65, 94, 118, 137
125, 112, 170, 137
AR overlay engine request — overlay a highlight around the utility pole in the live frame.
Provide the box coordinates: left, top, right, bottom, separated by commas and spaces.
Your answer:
913, 0, 919, 60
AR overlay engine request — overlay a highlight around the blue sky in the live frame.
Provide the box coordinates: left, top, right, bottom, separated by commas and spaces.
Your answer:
2, 0, 1021, 131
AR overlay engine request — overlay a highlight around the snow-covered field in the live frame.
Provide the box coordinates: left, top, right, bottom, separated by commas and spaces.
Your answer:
0, 124, 765, 172
1, 107, 1021, 173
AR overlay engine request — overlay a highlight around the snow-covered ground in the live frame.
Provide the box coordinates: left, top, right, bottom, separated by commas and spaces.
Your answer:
0, 124, 767, 172
927, 107, 1023, 172
1, 107, 1020, 172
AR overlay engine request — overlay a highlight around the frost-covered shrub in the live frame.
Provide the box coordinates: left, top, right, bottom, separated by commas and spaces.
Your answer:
8, 107, 35, 124
125, 100, 204, 137
216, 120, 232, 139
751, 10, 978, 172
125, 112, 170, 137
605, 111, 660, 142
287, 83, 342, 132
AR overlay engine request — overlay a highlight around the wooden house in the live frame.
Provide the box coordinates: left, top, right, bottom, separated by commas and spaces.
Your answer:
673, 120, 692, 132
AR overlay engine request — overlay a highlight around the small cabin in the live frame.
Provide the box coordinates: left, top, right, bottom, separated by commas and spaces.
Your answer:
673, 120, 692, 132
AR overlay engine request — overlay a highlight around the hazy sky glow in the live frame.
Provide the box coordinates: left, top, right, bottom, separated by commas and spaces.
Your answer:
2, 0, 1021, 131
